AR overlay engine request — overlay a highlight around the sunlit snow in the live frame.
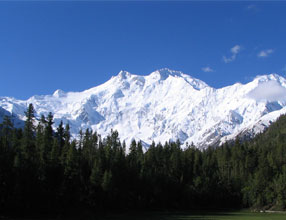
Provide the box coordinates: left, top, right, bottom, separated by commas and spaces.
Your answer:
1, 68, 286, 149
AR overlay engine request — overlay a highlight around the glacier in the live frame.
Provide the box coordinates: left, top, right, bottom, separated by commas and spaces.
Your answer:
1, 68, 286, 149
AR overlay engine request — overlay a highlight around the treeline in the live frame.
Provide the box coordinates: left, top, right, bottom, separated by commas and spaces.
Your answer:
0, 104, 286, 217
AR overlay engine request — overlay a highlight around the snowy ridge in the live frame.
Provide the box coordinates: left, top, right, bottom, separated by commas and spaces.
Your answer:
1, 68, 286, 149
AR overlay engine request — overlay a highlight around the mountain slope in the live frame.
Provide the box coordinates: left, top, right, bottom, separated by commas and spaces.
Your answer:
1, 68, 286, 149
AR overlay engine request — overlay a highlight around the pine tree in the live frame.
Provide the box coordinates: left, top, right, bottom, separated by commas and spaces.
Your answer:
0, 116, 14, 211
61, 124, 71, 164
101, 170, 112, 192
15, 104, 40, 212
22, 103, 37, 166
56, 120, 65, 150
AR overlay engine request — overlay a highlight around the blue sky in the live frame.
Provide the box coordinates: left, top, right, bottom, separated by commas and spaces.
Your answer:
0, 1, 286, 99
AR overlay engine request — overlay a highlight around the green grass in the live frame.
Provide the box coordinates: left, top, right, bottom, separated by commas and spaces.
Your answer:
98, 211, 286, 220
5, 210, 286, 220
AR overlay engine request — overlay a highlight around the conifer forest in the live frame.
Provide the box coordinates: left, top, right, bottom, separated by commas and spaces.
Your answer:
1, 104, 286, 217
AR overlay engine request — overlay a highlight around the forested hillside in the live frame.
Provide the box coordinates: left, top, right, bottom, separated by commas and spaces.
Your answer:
0, 104, 286, 217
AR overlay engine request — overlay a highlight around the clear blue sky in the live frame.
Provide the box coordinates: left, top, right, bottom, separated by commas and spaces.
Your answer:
1, 1, 286, 99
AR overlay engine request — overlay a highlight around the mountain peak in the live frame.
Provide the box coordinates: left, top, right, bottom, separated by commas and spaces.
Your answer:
254, 73, 284, 83
117, 70, 132, 79
53, 89, 66, 98
149, 68, 184, 80
148, 68, 209, 90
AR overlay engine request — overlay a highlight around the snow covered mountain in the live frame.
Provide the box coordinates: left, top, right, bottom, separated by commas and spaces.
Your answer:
1, 68, 286, 149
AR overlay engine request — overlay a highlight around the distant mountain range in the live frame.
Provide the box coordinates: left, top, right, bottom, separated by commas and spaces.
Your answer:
1, 68, 286, 149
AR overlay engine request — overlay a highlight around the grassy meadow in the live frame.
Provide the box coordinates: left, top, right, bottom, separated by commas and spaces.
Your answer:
96, 211, 286, 220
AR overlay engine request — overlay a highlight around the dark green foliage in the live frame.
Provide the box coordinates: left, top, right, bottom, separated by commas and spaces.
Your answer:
1, 104, 286, 217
